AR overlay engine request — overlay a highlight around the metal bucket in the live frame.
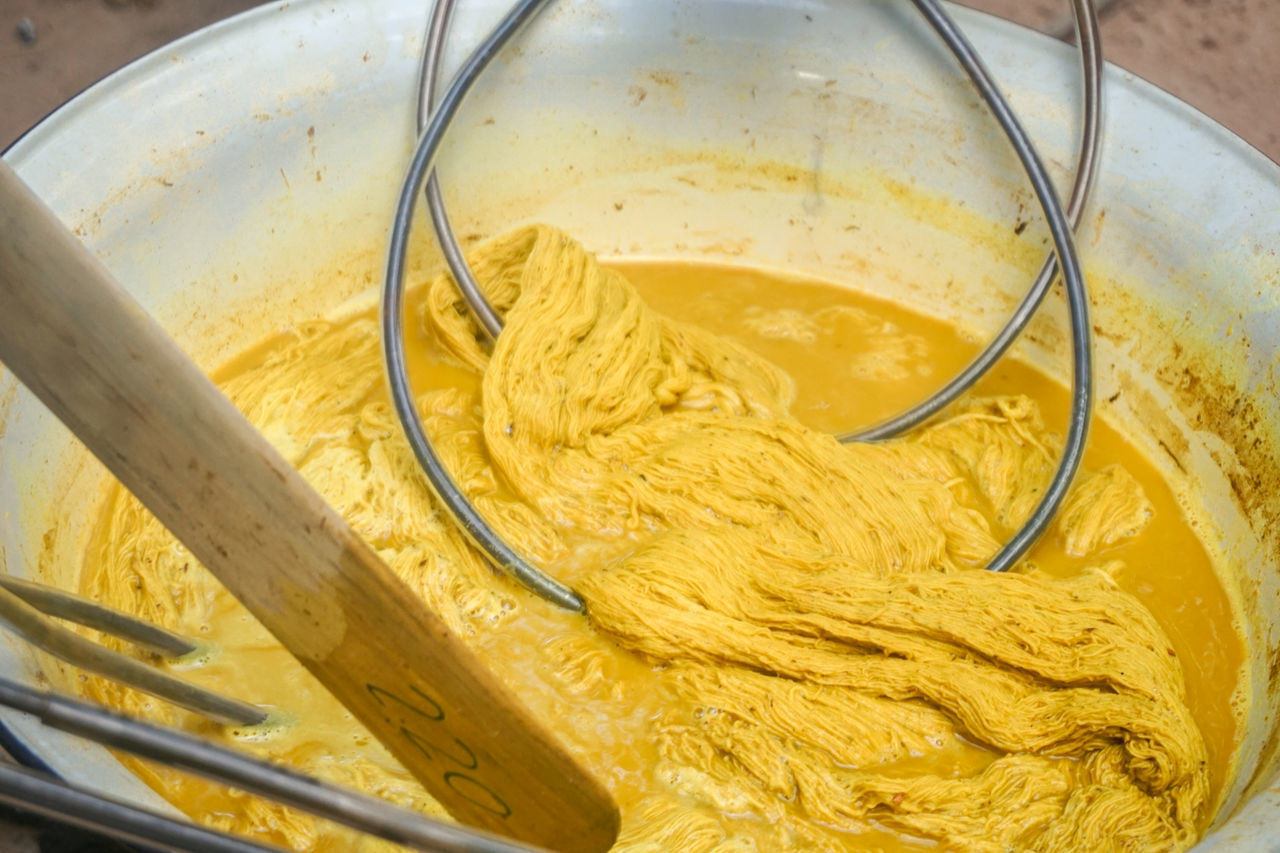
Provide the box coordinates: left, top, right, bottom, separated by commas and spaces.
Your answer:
2, 0, 1278, 846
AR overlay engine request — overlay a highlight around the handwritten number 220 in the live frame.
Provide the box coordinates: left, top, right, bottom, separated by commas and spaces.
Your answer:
366, 683, 512, 818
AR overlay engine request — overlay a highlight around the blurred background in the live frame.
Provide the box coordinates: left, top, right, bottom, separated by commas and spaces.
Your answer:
2, 0, 1279, 160
1, 0, 1278, 160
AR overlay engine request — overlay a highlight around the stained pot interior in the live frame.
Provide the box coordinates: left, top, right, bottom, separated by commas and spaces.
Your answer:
1, 0, 1278, 845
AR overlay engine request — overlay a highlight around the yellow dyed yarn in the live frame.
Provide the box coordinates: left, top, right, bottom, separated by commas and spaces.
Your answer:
82, 224, 1204, 852
431, 225, 1206, 851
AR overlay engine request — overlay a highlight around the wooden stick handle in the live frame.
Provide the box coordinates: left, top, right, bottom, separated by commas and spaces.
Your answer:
0, 160, 618, 852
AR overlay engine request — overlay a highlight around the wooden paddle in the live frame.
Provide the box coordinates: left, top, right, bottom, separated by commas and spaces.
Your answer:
0, 160, 619, 852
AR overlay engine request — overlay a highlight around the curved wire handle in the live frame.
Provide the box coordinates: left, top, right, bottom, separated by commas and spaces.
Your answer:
908, 0, 1093, 573
383, 0, 583, 611
845, 0, 1102, 441
416, 0, 503, 341
383, 0, 1096, 608
417, 0, 1102, 444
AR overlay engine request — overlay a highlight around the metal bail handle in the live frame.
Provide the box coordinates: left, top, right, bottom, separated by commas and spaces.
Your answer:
382, 0, 1097, 606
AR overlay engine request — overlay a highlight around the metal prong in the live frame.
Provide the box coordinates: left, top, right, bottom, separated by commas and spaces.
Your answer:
0, 678, 543, 853
0, 575, 198, 658
0, 761, 286, 853
0, 584, 267, 726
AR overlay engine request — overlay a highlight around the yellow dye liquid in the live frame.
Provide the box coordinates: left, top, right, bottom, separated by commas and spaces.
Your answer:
78, 258, 1242, 851
621, 260, 1242, 806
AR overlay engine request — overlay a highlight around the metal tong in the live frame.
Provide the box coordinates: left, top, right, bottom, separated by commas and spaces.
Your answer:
0, 674, 540, 853
383, 0, 1102, 609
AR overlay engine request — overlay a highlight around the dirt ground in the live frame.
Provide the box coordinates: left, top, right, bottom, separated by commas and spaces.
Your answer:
2, 0, 1278, 160
1, 0, 261, 149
